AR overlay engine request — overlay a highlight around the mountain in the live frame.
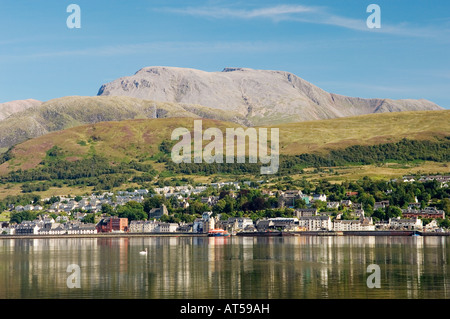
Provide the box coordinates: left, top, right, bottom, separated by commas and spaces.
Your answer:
0, 99, 42, 121
0, 95, 248, 152
97, 66, 443, 125
1, 110, 448, 174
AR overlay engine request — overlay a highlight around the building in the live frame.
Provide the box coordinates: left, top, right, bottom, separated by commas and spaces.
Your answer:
67, 223, 97, 235
295, 208, 318, 217
268, 217, 299, 231
374, 201, 390, 211
312, 194, 327, 202
38, 223, 66, 235
402, 207, 445, 219
15, 221, 40, 235
129, 220, 160, 233
333, 217, 375, 231
255, 220, 275, 232
298, 216, 332, 231
220, 217, 254, 232
327, 202, 340, 209
159, 223, 179, 232
96, 217, 128, 233
148, 204, 169, 219
389, 217, 423, 230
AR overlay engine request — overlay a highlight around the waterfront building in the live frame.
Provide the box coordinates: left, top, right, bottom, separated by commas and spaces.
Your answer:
333, 217, 375, 231
15, 221, 40, 235
159, 223, 179, 232
389, 217, 423, 230
255, 219, 275, 232
96, 217, 128, 233
268, 217, 300, 231
298, 216, 332, 231
219, 217, 254, 232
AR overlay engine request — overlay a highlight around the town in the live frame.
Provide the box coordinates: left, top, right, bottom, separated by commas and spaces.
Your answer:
1, 175, 449, 237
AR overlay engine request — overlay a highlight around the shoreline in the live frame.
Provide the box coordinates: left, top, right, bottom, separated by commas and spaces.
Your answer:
1, 230, 449, 240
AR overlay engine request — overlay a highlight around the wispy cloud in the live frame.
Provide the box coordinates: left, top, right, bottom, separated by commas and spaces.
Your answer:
161, 4, 316, 20
157, 4, 449, 38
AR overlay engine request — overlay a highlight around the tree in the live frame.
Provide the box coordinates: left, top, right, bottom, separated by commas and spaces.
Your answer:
116, 201, 146, 221
82, 213, 95, 224
101, 203, 114, 215
294, 198, 306, 209
386, 206, 402, 219
143, 195, 165, 213
10, 211, 37, 224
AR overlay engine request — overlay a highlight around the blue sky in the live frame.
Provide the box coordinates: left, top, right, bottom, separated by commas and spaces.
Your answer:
0, 0, 449, 108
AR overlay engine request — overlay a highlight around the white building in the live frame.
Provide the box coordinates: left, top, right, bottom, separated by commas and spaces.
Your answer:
313, 194, 327, 202
333, 218, 375, 231
158, 223, 179, 232
389, 217, 423, 230
298, 216, 332, 231
129, 220, 160, 233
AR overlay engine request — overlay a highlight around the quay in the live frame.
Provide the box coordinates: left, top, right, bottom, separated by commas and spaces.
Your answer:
2, 231, 450, 240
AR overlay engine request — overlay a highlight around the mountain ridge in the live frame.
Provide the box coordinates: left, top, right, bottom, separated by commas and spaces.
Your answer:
97, 66, 443, 125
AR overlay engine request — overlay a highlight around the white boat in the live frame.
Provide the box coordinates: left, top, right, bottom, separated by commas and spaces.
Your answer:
139, 248, 148, 255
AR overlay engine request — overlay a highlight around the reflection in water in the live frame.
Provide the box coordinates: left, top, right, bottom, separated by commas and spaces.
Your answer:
0, 236, 449, 299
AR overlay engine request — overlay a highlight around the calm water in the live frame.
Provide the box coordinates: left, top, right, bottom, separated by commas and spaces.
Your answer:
0, 236, 449, 299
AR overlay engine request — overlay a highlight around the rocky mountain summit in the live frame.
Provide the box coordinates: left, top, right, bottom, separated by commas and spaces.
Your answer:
97, 66, 443, 125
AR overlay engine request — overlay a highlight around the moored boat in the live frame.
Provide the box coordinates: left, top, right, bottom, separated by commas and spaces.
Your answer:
208, 229, 230, 237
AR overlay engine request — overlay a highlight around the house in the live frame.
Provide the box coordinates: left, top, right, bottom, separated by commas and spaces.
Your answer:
374, 200, 390, 210
177, 223, 193, 232
201, 196, 219, 206
193, 218, 205, 233
312, 194, 327, 202
424, 220, 440, 232
15, 221, 40, 235
407, 203, 421, 210
298, 216, 332, 231
345, 191, 358, 197
38, 223, 66, 235
268, 217, 300, 231
201, 212, 215, 232
158, 223, 179, 233
333, 217, 375, 231
129, 220, 157, 233
401, 207, 445, 219
350, 209, 365, 219
68, 223, 97, 235
23, 205, 34, 211
278, 190, 309, 207
295, 208, 318, 217
255, 219, 275, 232
219, 217, 254, 232
389, 217, 423, 230
326, 202, 340, 209
340, 200, 352, 207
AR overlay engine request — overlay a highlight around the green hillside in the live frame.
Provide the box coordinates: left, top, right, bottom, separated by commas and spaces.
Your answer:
0, 109, 449, 172
0, 95, 249, 152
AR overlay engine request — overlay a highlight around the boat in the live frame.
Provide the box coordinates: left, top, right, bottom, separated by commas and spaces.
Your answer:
208, 229, 230, 237
139, 248, 148, 255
